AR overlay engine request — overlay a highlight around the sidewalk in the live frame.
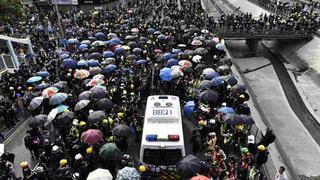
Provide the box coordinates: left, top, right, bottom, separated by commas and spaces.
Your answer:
227, 47, 320, 178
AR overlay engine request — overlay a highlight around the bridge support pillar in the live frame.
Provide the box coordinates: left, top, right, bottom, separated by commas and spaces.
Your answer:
6, 40, 19, 69
246, 39, 259, 53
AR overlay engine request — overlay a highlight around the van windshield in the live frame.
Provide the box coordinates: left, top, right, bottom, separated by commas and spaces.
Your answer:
143, 149, 182, 166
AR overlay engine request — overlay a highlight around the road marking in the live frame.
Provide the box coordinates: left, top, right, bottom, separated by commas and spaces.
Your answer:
4, 117, 31, 145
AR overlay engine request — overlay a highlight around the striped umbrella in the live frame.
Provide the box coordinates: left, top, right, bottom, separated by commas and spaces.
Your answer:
74, 69, 90, 79
42, 87, 59, 98
87, 79, 105, 87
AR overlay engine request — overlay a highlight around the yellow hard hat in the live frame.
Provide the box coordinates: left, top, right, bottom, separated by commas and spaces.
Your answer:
86, 146, 93, 154
139, 165, 146, 172
20, 161, 28, 168
64, 109, 70, 113
258, 145, 266, 151
102, 119, 108, 125
239, 94, 245, 99
235, 124, 244, 130
108, 117, 113, 125
117, 112, 124, 118
79, 121, 86, 126
27, 86, 33, 91
198, 120, 205, 126
59, 159, 68, 166
130, 84, 134, 89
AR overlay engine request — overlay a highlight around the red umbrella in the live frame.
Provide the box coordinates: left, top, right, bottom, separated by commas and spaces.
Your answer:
81, 129, 103, 145
190, 175, 210, 180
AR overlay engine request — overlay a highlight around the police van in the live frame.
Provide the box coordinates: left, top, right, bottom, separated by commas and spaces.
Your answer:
139, 95, 185, 171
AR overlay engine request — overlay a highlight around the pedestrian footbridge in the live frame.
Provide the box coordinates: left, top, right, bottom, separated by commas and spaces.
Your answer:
217, 32, 313, 40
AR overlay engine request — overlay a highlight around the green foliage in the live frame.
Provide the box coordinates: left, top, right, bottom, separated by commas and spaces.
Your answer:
0, 0, 24, 23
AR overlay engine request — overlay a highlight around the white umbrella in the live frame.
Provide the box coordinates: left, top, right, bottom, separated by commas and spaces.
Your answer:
87, 168, 113, 180
47, 108, 59, 123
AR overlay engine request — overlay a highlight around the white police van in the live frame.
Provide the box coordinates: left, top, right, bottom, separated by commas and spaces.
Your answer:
139, 95, 185, 171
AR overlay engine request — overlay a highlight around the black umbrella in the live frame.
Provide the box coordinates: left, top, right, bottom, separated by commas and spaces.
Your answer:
29, 115, 46, 128
57, 111, 74, 123
126, 54, 138, 61
51, 81, 67, 89
88, 110, 106, 123
96, 98, 114, 110
113, 124, 131, 137
78, 91, 92, 101
223, 75, 238, 86
231, 84, 246, 94
90, 86, 107, 99
195, 47, 208, 55
177, 155, 201, 178
198, 89, 219, 104
89, 52, 102, 59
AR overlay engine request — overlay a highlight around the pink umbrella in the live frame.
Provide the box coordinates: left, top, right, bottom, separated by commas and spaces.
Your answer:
81, 129, 103, 145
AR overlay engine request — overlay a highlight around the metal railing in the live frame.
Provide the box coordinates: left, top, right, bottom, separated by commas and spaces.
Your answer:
1, 54, 15, 69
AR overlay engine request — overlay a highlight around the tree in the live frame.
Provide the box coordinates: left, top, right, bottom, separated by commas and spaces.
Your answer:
0, 0, 25, 23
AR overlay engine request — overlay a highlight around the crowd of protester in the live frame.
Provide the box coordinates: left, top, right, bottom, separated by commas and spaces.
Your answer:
0, 0, 308, 179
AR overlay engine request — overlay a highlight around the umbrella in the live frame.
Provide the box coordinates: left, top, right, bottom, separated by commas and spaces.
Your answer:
78, 44, 88, 50
78, 91, 92, 101
222, 75, 238, 86
172, 48, 182, 54
116, 167, 141, 180
81, 129, 103, 144
217, 107, 235, 115
135, 59, 147, 65
103, 51, 115, 58
34, 114, 48, 122
29, 96, 44, 110
47, 105, 69, 122
67, 38, 79, 44
198, 89, 219, 104
154, 49, 162, 54
91, 40, 105, 47
57, 111, 74, 123
147, 27, 156, 34
81, 40, 91, 45
88, 110, 106, 122
87, 168, 113, 180
114, 47, 125, 54
89, 67, 102, 75
113, 124, 131, 137
223, 114, 245, 126
74, 100, 90, 111
202, 68, 218, 80
95, 32, 105, 39
162, 53, 173, 61
121, 45, 130, 51
192, 55, 202, 63
35, 82, 49, 89
87, 59, 100, 67
59, 53, 70, 60
110, 38, 122, 45
42, 87, 59, 98
184, 101, 195, 118
36, 71, 50, 78
210, 77, 224, 87
96, 98, 114, 110
51, 81, 67, 89
62, 59, 77, 69
231, 84, 246, 94
104, 58, 115, 65
241, 115, 255, 125
29, 116, 45, 128
102, 64, 117, 74
126, 54, 138, 61
87, 79, 105, 87
171, 65, 182, 72
201, 29, 209, 34
74, 69, 90, 79
77, 59, 87, 66
178, 60, 192, 67
166, 59, 179, 67
199, 80, 211, 90
170, 70, 184, 79
99, 143, 121, 160
107, 33, 117, 39
177, 155, 201, 178
191, 40, 202, 46
215, 43, 225, 51
195, 47, 208, 55
160, 67, 172, 81
212, 37, 220, 43
132, 48, 142, 53
217, 65, 230, 74
93, 74, 105, 80
131, 28, 139, 33
190, 175, 210, 180
49, 93, 68, 105
89, 52, 102, 59
27, 76, 42, 83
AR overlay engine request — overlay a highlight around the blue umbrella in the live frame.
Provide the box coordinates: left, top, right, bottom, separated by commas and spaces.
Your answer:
166, 59, 178, 67
36, 71, 50, 78
87, 59, 100, 67
216, 43, 225, 51
157, 34, 166, 41
88, 36, 96, 41
159, 68, 172, 81
162, 53, 173, 61
211, 76, 224, 87
218, 107, 235, 115
59, 54, 70, 60
154, 31, 161, 35
147, 28, 156, 34
95, 32, 105, 39
67, 38, 79, 44
103, 64, 117, 74
62, 59, 77, 69
184, 101, 195, 118
172, 49, 182, 54
199, 80, 211, 89
135, 59, 147, 65
27, 76, 42, 83
89, 52, 102, 59
65, 29, 73, 36
205, 71, 220, 80
103, 51, 115, 58
79, 44, 88, 50
115, 47, 125, 54
110, 38, 122, 45
77, 59, 87, 66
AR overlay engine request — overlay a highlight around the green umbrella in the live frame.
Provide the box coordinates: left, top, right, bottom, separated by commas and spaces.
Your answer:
99, 143, 120, 160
